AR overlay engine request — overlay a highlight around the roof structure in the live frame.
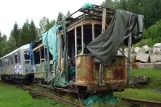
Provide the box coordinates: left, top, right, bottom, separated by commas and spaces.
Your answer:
0, 44, 30, 60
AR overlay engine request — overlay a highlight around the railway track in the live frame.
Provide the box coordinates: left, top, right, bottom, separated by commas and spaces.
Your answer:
2, 81, 161, 107
20, 85, 161, 107
23, 85, 85, 107
120, 97, 161, 107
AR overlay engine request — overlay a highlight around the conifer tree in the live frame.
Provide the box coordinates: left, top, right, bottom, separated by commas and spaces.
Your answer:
11, 22, 21, 47
20, 20, 30, 45
29, 20, 37, 41
57, 12, 63, 23
66, 10, 71, 18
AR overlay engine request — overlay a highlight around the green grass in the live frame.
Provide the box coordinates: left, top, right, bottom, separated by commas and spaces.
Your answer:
130, 69, 161, 89
114, 88, 161, 102
89, 101, 129, 107
0, 82, 71, 107
114, 69, 161, 102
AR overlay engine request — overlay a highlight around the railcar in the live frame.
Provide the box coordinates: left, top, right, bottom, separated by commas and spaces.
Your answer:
30, 4, 144, 93
0, 44, 33, 82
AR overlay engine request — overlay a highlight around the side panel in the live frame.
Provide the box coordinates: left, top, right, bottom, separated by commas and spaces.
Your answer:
33, 62, 55, 81
76, 55, 126, 86
34, 63, 46, 79
12, 51, 23, 74
22, 49, 33, 74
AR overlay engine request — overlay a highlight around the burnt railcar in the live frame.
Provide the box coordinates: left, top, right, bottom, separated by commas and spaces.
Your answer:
30, 4, 144, 92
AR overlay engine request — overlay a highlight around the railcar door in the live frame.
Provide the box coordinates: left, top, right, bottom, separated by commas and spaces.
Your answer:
23, 50, 32, 74
0, 60, 2, 76
13, 52, 22, 74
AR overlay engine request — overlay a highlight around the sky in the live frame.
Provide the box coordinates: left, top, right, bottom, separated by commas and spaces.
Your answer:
0, 0, 104, 37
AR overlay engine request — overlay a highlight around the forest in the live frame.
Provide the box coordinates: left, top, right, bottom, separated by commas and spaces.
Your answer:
0, 0, 161, 57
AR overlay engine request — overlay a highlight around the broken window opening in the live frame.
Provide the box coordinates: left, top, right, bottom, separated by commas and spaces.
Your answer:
14, 54, 19, 64
24, 51, 30, 60
67, 29, 75, 66
34, 50, 40, 64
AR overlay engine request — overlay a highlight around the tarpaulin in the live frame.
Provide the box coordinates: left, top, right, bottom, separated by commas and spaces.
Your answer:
81, 3, 93, 9
87, 9, 144, 64
42, 24, 68, 87
50, 62, 68, 87
29, 43, 33, 64
84, 92, 120, 106
42, 24, 60, 62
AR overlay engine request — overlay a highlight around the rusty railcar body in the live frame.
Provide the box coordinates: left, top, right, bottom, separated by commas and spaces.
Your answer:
30, 5, 143, 92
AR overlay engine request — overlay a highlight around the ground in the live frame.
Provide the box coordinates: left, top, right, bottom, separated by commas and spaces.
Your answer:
0, 82, 70, 107
0, 69, 161, 107
90, 69, 161, 107
114, 69, 161, 102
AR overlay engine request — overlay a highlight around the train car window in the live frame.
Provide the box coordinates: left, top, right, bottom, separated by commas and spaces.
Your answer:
5, 59, 8, 66
0, 60, 2, 67
34, 51, 40, 64
94, 24, 102, 38
44, 48, 53, 60
40, 48, 45, 62
11, 56, 13, 64
41, 48, 44, 59
2, 60, 4, 66
15, 54, 18, 64
24, 51, 30, 60
7, 58, 9, 66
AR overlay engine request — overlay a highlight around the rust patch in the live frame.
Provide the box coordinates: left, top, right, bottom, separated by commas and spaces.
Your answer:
76, 55, 126, 90
76, 56, 95, 84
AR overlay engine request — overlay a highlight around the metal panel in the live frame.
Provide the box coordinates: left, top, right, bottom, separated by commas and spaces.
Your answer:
34, 72, 46, 79
76, 55, 126, 86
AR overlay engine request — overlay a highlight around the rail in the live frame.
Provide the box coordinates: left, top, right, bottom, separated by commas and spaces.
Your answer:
120, 97, 161, 107
24, 85, 85, 107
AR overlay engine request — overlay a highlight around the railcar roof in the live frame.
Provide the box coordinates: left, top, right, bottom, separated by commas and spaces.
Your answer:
32, 5, 115, 47
0, 44, 30, 60
65, 5, 115, 28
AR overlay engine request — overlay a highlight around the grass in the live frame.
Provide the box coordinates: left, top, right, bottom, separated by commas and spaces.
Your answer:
89, 101, 129, 107
130, 69, 161, 89
0, 82, 71, 107
114, 88, 161, 102
114, 69, 161, 102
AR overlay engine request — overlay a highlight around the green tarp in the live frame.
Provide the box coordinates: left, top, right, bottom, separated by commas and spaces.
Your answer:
81, 3, 93, 9
42, 24, 68, 87
84, 92, 120, 106
50, 62, 68, 87
42, 24, 60, 62
87, 9, 144, 64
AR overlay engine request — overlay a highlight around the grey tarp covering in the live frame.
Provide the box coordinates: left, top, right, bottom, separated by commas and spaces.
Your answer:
87, 9, 144, 64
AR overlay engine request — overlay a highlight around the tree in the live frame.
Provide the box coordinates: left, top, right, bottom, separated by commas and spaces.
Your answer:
8, 35, 16, 52
107, 0, 161, 28
66, 10, 71, 18
57, 12, 63, 23
0, 34, 8, 56
45, 19, 56, 31
39, 17, 56, 34
20, 20, 30, 45
2, 34, 7, 41
0, 31, 2, 43
0, 31, 2, 56
115, 0, 145, 14
29, 20, 37, 41
10, 22, 21, 47
102, 0, 117, 8
20, 20, 38, 45
143, 0, 161, 27
39, 17, 49, 33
